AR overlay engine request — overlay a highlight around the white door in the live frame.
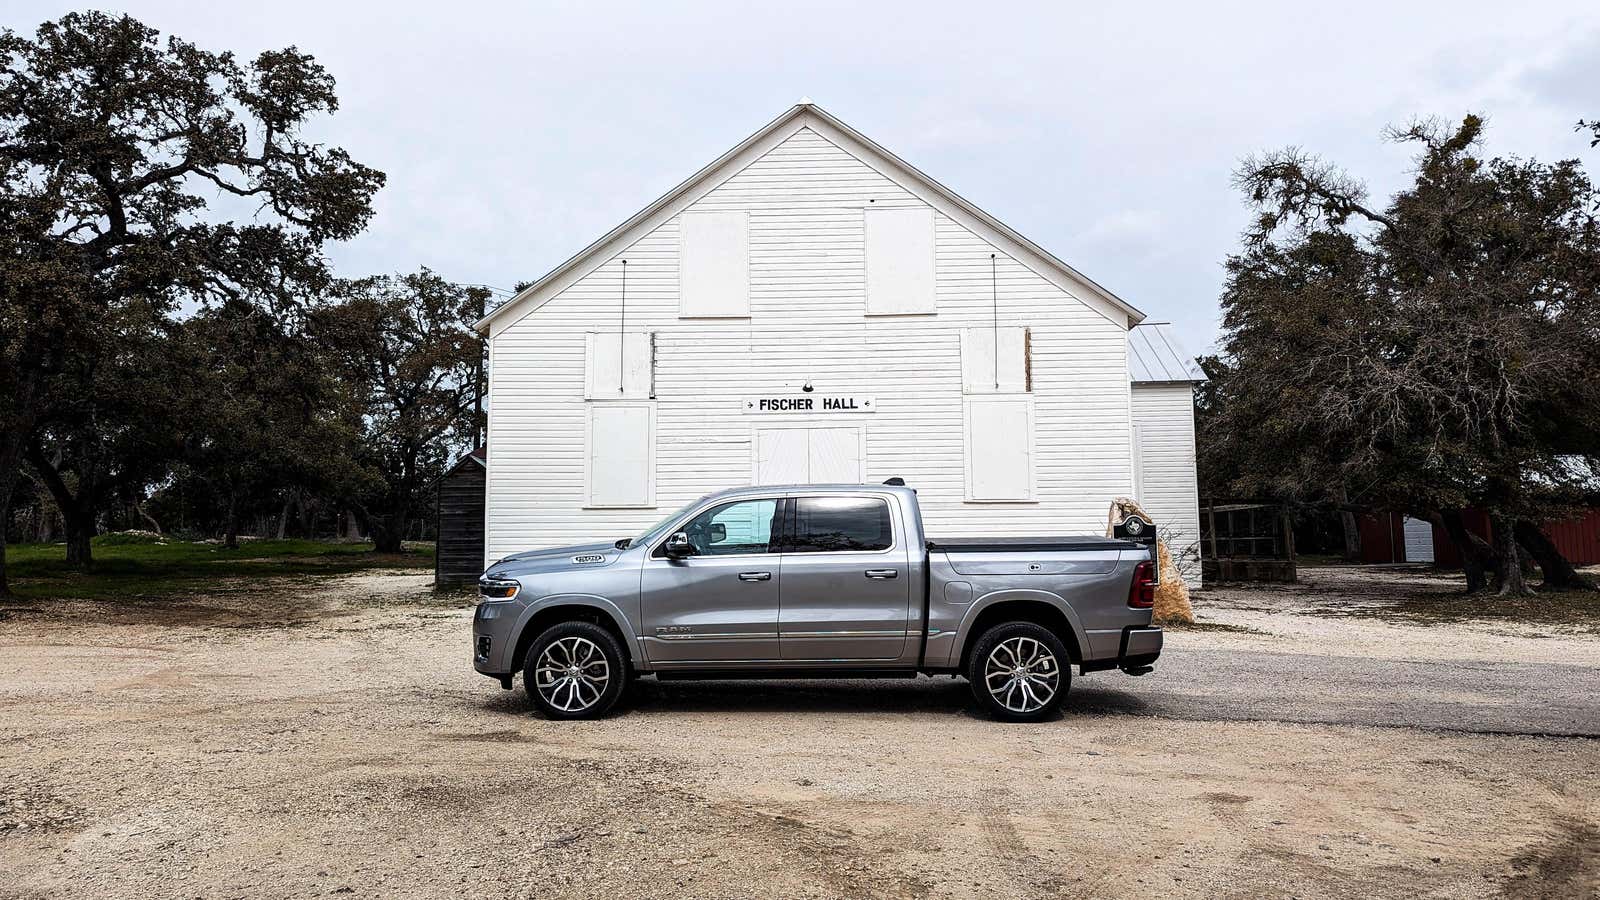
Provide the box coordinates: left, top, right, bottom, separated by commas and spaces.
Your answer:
808, 428, 861, 483
1402, 517, 1435, 563
755, 428, 862, 484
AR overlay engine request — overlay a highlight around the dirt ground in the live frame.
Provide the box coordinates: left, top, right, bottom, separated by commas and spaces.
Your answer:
1, 565, 1597, 899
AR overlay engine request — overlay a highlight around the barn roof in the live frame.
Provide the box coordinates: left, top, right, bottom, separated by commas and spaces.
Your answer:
1128, 323, 1204, 384
475, 101, 1146, 334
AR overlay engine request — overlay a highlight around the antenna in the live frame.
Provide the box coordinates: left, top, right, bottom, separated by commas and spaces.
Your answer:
618, 259, 627, 394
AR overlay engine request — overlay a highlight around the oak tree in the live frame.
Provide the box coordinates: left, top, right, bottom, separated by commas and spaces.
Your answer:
0, 12, 382, 589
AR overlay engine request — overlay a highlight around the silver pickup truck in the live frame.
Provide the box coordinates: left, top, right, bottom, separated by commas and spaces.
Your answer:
473, 483, 1162, 721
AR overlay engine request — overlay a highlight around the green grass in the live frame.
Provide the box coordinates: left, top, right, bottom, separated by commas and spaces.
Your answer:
3, 537, 434, 602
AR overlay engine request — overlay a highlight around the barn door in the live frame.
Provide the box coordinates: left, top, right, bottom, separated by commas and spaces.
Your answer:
807, 428, 861, 483
755, 428, 862, 485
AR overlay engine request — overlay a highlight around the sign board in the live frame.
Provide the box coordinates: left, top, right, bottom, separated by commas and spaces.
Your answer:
743, 395, 876, 414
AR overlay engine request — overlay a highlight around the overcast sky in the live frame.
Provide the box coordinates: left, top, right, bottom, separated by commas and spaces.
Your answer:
12, 1, 1600, 352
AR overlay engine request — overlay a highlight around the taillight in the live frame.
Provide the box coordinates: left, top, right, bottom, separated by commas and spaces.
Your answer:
1128, 560, 1156, 609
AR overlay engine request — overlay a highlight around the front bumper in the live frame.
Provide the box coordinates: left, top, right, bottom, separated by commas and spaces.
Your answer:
473, 600, 524, 681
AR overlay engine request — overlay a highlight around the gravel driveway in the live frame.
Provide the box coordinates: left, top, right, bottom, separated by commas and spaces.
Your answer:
0, 566, 1596, 899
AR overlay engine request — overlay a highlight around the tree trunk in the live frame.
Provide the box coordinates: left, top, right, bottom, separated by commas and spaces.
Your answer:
223, 490, 240, 550
26, 446, 97, 572
1491, 514, 1532, 596
1333, 485, 1361, 561
135, 501, 161, 535
370, 513, 406, 553
1436, 510, 1496, 593
62, 506, 94, 569
276, 495, 293, 541
1513, 519, 1593, 591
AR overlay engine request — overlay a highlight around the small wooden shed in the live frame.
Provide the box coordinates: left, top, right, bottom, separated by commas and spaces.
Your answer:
435, 448, 487, 586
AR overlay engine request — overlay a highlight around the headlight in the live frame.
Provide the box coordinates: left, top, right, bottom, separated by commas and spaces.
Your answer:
478, 577, 521, 601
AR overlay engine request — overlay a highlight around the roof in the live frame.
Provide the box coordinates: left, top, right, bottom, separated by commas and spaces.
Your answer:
444, 447, 486, 476
476, 101, 1146, 334
1128, 322, 1204, 384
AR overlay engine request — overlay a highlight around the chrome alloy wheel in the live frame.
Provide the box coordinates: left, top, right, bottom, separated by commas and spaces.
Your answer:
534, 636, 610, 713
984, 636, 1060, 714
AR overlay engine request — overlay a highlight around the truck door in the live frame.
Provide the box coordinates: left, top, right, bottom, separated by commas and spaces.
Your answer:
778, 494, 911, 661
639, 497, 783, 665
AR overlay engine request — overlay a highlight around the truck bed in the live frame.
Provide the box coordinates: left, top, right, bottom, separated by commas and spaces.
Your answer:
925, 536, 1143, 553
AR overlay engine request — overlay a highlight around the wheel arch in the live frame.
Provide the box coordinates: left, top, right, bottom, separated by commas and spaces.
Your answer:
955, 591, 1085, 673
511, 596, 639, 674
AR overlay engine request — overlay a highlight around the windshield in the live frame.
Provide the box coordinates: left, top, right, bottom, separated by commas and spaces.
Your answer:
626, 496, 706, 548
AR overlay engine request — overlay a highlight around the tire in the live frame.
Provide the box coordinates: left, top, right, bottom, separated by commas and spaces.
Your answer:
967, 622, 1071, 722
523, 621, 630, 720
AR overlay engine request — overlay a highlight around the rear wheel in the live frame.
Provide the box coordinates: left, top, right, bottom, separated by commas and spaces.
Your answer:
524, 621, 629, 719
967, 622, 1070, 722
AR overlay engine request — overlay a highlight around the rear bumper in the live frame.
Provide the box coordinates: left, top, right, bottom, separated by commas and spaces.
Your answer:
1080, 625, 1162, 674
1121, 625, 1163, 660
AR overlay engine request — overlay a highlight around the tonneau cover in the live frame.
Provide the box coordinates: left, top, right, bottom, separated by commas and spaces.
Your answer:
926, 536, 1141, 553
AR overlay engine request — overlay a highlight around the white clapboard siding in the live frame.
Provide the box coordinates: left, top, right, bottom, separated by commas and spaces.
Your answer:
1130, 383, 1202, 587
485, 125, 1137, 561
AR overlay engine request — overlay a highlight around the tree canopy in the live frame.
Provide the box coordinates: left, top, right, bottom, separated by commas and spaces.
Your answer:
1204, 115, 1600, 594
0, 11, 383, 593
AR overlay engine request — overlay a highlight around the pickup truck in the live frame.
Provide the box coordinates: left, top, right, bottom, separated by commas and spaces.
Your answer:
473, 483, 1162, 721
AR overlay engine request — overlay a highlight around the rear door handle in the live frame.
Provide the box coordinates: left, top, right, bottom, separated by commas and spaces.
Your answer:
738, 571, 772, 582
865, 569, 898, 579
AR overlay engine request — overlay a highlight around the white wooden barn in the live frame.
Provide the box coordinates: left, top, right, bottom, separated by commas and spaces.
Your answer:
475, 102, 1205, 585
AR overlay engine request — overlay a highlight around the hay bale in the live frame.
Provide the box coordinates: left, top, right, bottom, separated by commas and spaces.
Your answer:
1107, 498, 1195, 625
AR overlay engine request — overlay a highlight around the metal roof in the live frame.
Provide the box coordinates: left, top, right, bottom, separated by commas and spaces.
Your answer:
1128, 322, 1204, 384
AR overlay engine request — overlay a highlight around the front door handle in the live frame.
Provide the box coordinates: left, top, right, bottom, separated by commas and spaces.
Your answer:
865, 569, 898, 579
738, 571, 772, 582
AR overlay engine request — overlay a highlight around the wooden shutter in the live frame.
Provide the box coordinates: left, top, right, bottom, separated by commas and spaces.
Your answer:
585, 332, 652, 398
865, 207, 936, 314
961, 327, 1027, 393
680, 211, 749, 317
965, 397, 1034, 501
587, 403, 655, 507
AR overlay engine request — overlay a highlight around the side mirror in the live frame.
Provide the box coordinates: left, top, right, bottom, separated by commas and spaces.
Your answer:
709, 522, 727, 543
664, 531, 693, 558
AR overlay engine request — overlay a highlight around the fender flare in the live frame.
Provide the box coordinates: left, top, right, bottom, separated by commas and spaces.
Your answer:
509, 592, 645, 671
950, 588, 1089, 667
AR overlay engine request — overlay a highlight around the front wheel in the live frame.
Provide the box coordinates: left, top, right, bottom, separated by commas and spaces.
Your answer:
524, 621, 629, 719
967, 622, 1070, 722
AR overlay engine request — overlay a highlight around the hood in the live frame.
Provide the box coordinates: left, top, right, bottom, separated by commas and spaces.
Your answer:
484, 541, 623, 578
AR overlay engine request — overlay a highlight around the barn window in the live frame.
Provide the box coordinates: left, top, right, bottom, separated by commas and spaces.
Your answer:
964, 396, 1034, 501
586, 403, 655, 508
865, 207, 936, 315
960, 327, 1029, 393
585, 331, 652, 398
679, 211, 749, 317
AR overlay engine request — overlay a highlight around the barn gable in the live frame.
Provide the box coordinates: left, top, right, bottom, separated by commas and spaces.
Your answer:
478, 103, 1144, 336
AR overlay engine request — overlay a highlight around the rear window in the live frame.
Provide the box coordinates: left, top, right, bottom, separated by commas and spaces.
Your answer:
789, 497, 893, 553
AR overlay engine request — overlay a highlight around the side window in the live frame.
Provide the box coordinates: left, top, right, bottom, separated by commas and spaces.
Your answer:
789, 497, 893, 553
681, 499, 778, 556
